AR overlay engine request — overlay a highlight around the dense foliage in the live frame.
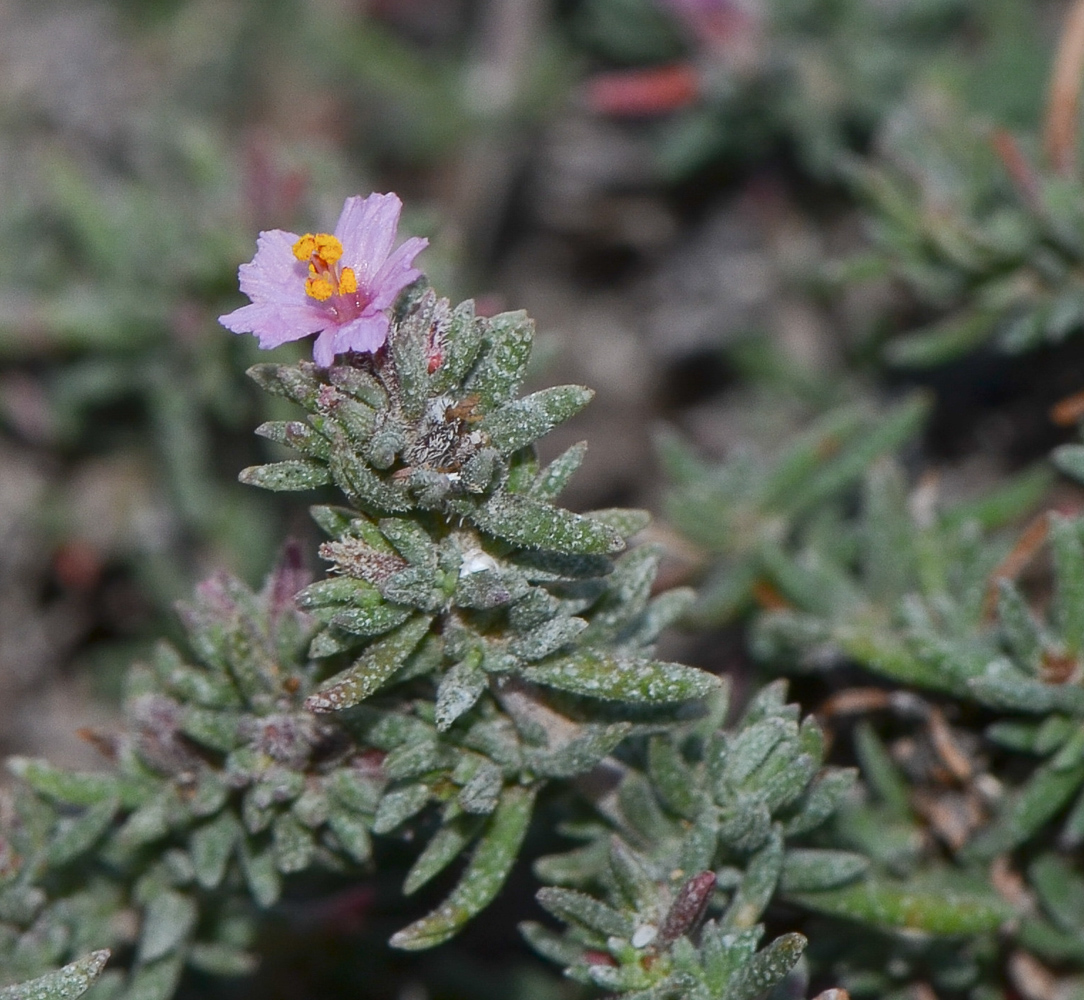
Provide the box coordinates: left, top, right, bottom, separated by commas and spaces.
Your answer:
9, 0, 1084, 998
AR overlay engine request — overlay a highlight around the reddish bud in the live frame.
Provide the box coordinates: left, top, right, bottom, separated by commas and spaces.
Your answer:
583, 950, 618, 967
658, 870, 716, 946
586, 64, 700, 119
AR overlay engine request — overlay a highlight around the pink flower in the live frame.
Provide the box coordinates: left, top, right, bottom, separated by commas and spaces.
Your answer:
219, 193, 428, 366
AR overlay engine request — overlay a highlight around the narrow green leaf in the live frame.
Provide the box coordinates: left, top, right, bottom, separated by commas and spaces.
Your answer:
617, 775, 671, 854
378, 518, 433, 564
329, 365, 387, 408
435, 658, 488, 731
722, 718, 792, 788
784, 768, 857, 836
254, 420, 331, 461
295, 576, 383, 609
329, 450, 412, 514
942, 465, 1052, 531
239, 840, 282, 908
1052, 514, 1084, 655
723, 826, 783, 929
327, 810, 373, 863
190, 811, 242, 890
186, 944, 258, 977
862, 459, 913, 602
780, 849, 869, 892
306, 615, 433, 712
1029, 854, 1084, 932
329, 398, 378, 446
510, 616, 588, 661
757, 406, 867, 510
272, 812, 316, 873
310, 504, 360, 539
384, 740, 441, 781
585, 508, 652, 539
635, 588, 696, 646
390, 784, 536, 950
969, 657, 1084, 714
520, 921, 587, 967
238, 460, 331, 491
1018, 915, 1084, 963
965, 758, 1084, 860
791, 874, 1010, 933
404, 816, 485, 895
374, 784, 431, 834
528, 723, 632, 779
181, 708, 242, 754
0, 952, 110, 1000
523, 651, 718, 703
116, 790, 177, 849
536, 887, 634, 939
608, 838, 655, 912
330, 603, 414, 638
482, 386, 593, 455
678, 809, 720, 873
138, 891, 197, 963
8, 758, 140, 808
795, 395, 929, 517
467, 310, 534, 408
854, 722, 911, 819
722, 933, 807, 1000
532, 441, 588, 499
471, 493, 624, 555
885, 311, 996, 367
47, 795, 118, 866
647, 737, 700, 821
246, 363, 321, 406
390, 290, 434, 420
432, 299, 484, 392
998, 580, 1043, 672
123, 953, 185, 1000
458, 760, 504, 815
150, 641, 240, 708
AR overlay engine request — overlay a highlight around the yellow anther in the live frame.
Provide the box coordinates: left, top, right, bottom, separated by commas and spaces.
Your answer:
313, 233, 343, 264
304, 275, 335, 301
338, 267, 358, 295
292, 232, 344, 266
293, 234, 318, 261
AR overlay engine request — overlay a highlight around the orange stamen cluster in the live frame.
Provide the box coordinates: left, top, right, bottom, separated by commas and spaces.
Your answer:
293, 233, 358, 302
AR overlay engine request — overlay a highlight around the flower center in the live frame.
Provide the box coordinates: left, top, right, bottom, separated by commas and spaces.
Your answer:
293, 233, 359, 303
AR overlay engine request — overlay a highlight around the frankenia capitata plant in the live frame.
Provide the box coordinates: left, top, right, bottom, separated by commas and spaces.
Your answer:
219, 192, 428, 365
6, 185, 1036, 1000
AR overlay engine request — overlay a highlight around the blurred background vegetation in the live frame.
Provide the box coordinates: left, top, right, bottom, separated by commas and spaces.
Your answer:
5, 0, 1084, 995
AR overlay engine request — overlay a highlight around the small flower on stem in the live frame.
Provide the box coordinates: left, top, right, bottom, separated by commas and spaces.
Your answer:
219, 192, 428, 366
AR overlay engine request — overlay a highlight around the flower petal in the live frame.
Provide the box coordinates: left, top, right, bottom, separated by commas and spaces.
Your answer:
368, 236, 429, 311
313, 329, 339, 367
221, 193, 428, 365
335, 193, 403, 285
219, 302, 329, 349
334, 312, 391, 356
238, 229, 310, 305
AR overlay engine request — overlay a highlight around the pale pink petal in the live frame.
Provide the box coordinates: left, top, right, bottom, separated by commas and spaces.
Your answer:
237, 230, 309, 305
313, 329, 339, 367
335, 193, 402, 284
221, 193, 428, 365
334, 313, 391, 355
219, 302, 329, 349
368, 236, 429, 310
